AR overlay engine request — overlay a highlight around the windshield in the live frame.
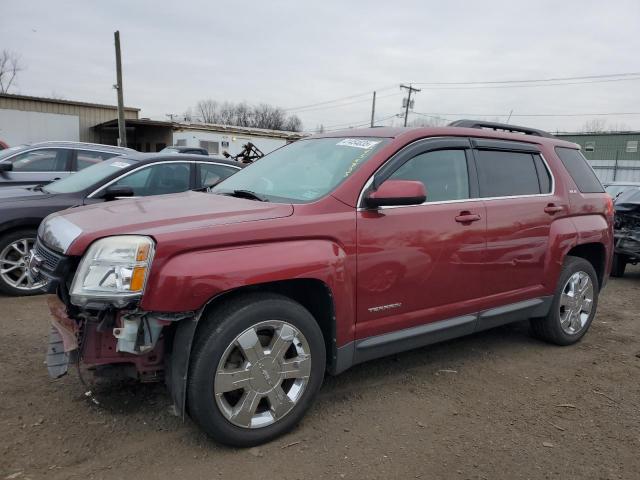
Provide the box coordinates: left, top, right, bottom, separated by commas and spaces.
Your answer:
45, 158, 137, 194
212, 137, 387, 203
0, 145, 28, 160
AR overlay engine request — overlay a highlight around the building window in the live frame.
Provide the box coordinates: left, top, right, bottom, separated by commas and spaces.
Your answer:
221, 141, 230, 148
199, 140, 220, 154
176, 139, 187, 146
585, 141, 595, 152
626, 140, 638, 153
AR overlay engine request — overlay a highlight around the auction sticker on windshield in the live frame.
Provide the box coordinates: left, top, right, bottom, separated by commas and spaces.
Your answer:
110, 161, 131, 169
336, 138, 381, 149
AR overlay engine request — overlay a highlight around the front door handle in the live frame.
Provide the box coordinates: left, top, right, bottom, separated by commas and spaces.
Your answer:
544, 203, 564, 214
455, 211, 481, 223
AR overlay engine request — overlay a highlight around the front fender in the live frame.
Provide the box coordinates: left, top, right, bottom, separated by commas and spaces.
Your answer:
141, 239, 356, 345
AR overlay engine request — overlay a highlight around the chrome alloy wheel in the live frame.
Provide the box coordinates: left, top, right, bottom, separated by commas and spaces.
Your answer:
0, 237, 45, 292
559, 271, 594, 335
214, 320, 312, 429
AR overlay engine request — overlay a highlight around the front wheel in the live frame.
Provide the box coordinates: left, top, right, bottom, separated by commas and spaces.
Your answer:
187, 293, 326, 447
530, 256, 599, 346
0, 229, 45, 296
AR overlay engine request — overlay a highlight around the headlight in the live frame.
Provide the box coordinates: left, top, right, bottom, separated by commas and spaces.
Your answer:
70, 236, 155, 307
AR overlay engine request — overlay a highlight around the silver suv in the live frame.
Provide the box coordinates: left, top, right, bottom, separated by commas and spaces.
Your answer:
0, 141, 134, 187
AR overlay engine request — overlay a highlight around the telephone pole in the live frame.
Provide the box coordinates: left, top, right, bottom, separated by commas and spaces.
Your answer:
370, 91, 376, 127
400, 84, 420, 127
114, 31, 127, 147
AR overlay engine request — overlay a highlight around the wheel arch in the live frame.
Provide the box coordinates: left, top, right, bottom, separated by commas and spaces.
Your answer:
566, 242, 606, 288
167, 278, 339, 418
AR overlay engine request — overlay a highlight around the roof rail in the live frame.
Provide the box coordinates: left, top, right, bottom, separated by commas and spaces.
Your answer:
448, 119, 554, 138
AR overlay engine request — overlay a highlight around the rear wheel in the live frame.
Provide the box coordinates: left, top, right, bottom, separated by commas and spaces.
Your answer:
0, 229, 45, 296
187, 293, 326, 447
530, 256, 598, 345
610, 253, 627, 277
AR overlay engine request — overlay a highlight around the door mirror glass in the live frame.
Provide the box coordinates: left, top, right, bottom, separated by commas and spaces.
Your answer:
365, 180, 426, 208
103, 185, 134, 200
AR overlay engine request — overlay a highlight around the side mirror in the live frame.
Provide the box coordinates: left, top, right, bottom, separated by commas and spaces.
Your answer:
0, 163, 13, 172
103, 185, 134, 200
364, 180, 426, 208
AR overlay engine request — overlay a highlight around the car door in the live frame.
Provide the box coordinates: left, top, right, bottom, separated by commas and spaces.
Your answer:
471, 138, 563, 301
87, 161, 194, 201
195, 162, 241, 189
0, 148, 72, 186
356, 138, 487, 340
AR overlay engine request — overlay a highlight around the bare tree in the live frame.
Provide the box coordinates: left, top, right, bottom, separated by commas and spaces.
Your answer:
0, 50, 24, 94
189, 100, 302, 132
196, 99, 219, 123
408, 116, 446, 127
580, 119, 607, 133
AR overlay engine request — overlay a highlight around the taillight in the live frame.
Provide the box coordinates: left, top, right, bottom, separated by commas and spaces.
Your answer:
606, 196, 615, 218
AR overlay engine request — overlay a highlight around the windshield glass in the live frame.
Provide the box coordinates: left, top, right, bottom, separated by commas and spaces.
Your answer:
45, 158, 137, 194
212, 137, 387, 203
0, 145, 28, 160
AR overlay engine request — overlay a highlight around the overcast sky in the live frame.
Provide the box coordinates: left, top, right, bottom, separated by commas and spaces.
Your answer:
2, 0, 640, 132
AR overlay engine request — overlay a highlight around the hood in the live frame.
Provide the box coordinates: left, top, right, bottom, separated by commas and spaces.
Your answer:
615, 188, 640, 213
43, 190, 294, 254
0, 186, 52, 203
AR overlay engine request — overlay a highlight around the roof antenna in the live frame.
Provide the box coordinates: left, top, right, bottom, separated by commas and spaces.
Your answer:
506, 109, 513, 123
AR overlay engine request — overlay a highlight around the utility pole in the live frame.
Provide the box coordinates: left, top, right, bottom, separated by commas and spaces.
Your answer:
114, 31, 127, 147
370, 91, 376, 127
400, 84, 420, 127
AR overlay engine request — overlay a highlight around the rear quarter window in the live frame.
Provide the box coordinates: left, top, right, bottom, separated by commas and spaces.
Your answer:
555, 147, 604, 193
475, 150, 542, 197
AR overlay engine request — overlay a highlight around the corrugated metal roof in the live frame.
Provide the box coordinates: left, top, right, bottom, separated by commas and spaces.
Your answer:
0, 93, 140, 112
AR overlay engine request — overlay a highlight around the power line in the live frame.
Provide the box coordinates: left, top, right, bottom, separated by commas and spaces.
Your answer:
319, 113, 399, 132
285, 85, 397, 112
411, 76, 640, 90
413, 111, 640, 118
411, 72, 640, 86
289, 91, 401, 114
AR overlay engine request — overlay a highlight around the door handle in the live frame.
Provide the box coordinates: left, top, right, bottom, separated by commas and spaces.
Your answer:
544, 204, 564, 214
455, 211, 481, 223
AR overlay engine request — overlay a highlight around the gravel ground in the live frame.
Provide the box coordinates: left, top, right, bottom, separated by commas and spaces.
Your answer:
1, 270, 639, 480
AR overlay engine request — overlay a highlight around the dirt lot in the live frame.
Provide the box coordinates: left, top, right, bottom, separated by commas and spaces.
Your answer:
1, 272, 639, 480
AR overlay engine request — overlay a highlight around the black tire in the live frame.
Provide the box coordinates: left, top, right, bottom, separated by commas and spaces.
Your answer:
187, 292, 326, 447
530, 256, 599, 346
0, 229, 42, 296
610, 253, 627, 278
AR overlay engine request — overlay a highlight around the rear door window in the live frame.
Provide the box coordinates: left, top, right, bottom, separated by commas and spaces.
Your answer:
555, 147, 604, 193
75, 150, 120, 170
475, 150, 541, 197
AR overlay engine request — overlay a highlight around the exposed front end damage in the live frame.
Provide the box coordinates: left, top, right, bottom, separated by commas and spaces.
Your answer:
47, 293, 194, 383
614, 191, 640, 263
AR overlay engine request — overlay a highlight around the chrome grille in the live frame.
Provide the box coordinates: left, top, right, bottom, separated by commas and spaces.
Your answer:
34, 240, 62, 272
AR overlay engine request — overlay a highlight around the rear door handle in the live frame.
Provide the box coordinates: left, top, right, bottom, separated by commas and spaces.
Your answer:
455, 212, 481, 223
544, 204, 564, 214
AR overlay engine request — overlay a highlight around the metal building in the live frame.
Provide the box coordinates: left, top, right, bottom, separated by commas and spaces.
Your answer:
0, 93, 139, 145
556, 132, 640, 182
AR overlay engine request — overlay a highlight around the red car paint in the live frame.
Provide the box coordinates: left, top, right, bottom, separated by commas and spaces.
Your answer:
46, 126, 613, 373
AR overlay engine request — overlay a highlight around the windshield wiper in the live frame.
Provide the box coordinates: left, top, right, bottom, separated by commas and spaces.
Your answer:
222, 189, 269, 202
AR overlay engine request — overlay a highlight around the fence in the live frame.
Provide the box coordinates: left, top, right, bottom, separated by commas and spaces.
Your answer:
589, 159, 640, 183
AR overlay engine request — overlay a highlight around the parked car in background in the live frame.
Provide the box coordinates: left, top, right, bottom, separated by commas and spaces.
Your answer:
0, 153, 242, 295
0, 141, 134, 188
603, 181, 640, 200
37, 121, 613, 447
161, 145, 209, 156
611, 187, 640, 276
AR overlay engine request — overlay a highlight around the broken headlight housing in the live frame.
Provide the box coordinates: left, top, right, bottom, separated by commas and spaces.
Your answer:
70, 235, 155, 307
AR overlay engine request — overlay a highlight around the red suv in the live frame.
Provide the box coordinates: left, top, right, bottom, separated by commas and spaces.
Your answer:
37, 120, 613, 446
